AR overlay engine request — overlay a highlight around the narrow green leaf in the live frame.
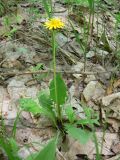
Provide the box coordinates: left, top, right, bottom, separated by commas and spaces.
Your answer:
81, 107, 99, 125
69, 19, 85, 52
65, 124, 92, 144
26, 153, 39, 160
38, 90, 56, 125
76, 119, 99, 125
83, 107, 93, 119
0, 138, 22, 160
88, 0, 94, 11
19, 98, 41, 115
65, 105, 76, 123
42, 0, 52, 18
26, 139, 56, 160
64, 0, 89, 6
12, 111, 21, 138
9, 138, 19, 153
49, 74, 67, 105
115, 13, 120, 23
35, 139, 56, 160
38, 90, 52, 108
100, 31, 112, 52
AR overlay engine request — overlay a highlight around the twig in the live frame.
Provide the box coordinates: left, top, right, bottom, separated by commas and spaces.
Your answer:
0, 120, 52, 130
0, 68, 119, 76
0, 57, 8, 66
106, 154, 120, 160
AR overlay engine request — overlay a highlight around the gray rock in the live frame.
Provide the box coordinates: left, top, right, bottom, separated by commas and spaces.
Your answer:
85, 75, 96, 83
72, 62, 84, 78
0, 86, 17, 119
102, 92, 120, 106
0, 42, 36, 63
86, 51, 95, 58
56, 33, 69, 47
7, 77, 40, 102
96, 49, 109, 56
86, 49, 109, 58
72, 62, 84, 72
83, 81, 105, 102
7, 79, 26, 101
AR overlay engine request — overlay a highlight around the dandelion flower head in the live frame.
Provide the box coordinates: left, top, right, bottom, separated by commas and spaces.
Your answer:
44, 18, 64, 30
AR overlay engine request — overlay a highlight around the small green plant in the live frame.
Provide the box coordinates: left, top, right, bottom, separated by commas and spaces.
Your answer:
0, 115, 22, 160
67, 0, 96, 71
42, 0, 53, 18
64, 0, 89, 6
27, 7, 41, 23
0, 137, 22, 160
18, 17, 99, 159
0, 2, 5, 16
2, 15, 18, 38
30, 63, 48, 81
0, 0, 8, 16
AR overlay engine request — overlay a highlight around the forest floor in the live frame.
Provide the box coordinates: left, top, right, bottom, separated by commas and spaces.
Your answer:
0, 0, 120, 160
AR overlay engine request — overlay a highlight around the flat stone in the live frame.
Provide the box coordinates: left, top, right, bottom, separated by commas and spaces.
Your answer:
0, 42, 36, 63
65, 132, 118, 160
86, 51, 95, 58
72, 62, 84, 78
102, 92, 120, 106
85, 75, 96, 83
7, 79, 26, 102
56, 33, 69, 47
83, 81, 105, 102
0, 86, 17, 119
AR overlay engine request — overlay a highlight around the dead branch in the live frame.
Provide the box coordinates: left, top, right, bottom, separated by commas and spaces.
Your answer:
0, 68, 119, 76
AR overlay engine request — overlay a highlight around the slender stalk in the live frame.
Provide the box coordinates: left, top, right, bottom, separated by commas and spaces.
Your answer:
91, 123, 101, 160
12, 111, 21, 139
100, 123, 107, 155
91, 121, 101, 160
115, 21, 118, 52
93, 131, 101, 160
84, 0, 95, 71
49, 0, 53, 17
52, 30, 62, 122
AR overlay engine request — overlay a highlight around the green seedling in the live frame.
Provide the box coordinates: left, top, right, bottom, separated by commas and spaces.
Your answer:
31, 63, 48, 81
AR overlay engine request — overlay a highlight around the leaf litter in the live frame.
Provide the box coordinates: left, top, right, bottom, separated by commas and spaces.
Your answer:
0, 0, 120, 159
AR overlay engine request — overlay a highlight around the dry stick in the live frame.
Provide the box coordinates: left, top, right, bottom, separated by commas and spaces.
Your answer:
0, 123, 51, 130
0, 118, 52, 129
0, 69, 119, 76
0, 57, 8, 66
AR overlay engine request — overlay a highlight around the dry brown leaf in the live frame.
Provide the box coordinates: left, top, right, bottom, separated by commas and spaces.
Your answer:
106, 83, 113, 95
106, 79, 114, 95
64, 132, 118, 160
106, 79, 120, 95
111, 142, 120, 154
113, 79, 120, 88
107, 118, 120, 132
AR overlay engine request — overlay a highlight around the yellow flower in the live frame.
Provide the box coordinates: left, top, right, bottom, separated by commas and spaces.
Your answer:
44, 18, 64, 30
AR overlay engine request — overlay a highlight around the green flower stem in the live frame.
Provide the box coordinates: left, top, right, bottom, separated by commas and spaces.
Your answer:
52, 30, 62, 122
